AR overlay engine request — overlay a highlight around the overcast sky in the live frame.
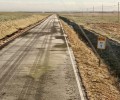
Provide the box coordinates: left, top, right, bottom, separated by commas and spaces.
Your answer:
0, 0, 119, 12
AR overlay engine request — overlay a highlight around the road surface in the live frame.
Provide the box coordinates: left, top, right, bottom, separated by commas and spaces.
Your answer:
0, 15, 82, 100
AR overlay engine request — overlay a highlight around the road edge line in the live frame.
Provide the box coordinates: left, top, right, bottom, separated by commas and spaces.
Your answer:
58, 19, 86, 100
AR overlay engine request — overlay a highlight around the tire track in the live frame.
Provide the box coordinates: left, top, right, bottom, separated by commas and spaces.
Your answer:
0, 15, 51, 57
0, 17, 50, 76
17, 18, 54, 100
0, 16, 53, 98
34, 25, 54, 100
27, 19, 54, 100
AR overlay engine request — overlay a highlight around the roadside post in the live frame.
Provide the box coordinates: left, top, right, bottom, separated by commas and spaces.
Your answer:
97, 36, 106, 66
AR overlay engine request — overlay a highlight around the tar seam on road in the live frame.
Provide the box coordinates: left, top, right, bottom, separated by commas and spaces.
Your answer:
58, 19, 86, 100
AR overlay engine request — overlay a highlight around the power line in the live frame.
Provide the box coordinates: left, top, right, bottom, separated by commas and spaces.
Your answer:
102, 4, 103, 19
118, 2, 120, 23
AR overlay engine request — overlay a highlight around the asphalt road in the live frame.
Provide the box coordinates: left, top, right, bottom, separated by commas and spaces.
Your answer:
0, 15, 82, 100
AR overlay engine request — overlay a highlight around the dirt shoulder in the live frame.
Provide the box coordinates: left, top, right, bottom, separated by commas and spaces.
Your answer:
61, 21, 120, 100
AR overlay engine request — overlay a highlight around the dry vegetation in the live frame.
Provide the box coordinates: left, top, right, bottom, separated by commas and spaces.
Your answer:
61, 13, 120, 42
0, 13, 48, 39
61, 21, 120, 100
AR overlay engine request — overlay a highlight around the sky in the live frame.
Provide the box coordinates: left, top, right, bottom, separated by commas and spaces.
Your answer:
0, 0, 119, 12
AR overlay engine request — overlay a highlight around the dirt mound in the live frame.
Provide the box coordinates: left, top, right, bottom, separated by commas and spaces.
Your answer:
61, 21, 120, 100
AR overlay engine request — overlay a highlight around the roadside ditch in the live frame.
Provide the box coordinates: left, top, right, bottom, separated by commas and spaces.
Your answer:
59, 16, 120, 100
59, 16, 120, 79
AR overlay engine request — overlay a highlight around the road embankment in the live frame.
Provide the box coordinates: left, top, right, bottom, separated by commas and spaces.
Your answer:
61, 20, 120, 100
59, 16, 120, 79
0, 14, 49, 40
0, 14, 50, 49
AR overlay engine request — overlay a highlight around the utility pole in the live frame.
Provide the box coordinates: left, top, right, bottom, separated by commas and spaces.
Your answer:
82, 9, 84, 17
118, 2, 120, 23
93, 6, 94, 17
102, 4, 103, 20
87, 8, 88, 16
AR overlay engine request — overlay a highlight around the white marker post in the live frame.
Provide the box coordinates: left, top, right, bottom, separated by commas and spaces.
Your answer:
97, 36, 106, 66
97, 36, 106, 50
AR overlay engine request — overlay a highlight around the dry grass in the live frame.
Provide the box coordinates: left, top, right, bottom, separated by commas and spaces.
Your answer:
61, 13, 120, 42
62, 21, 120, 100
61, 13, 119, 24
0, 12, 33, 22
0, 13, 48, 39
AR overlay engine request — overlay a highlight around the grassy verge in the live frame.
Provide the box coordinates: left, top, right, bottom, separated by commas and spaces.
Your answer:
0, 13, 49, 39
